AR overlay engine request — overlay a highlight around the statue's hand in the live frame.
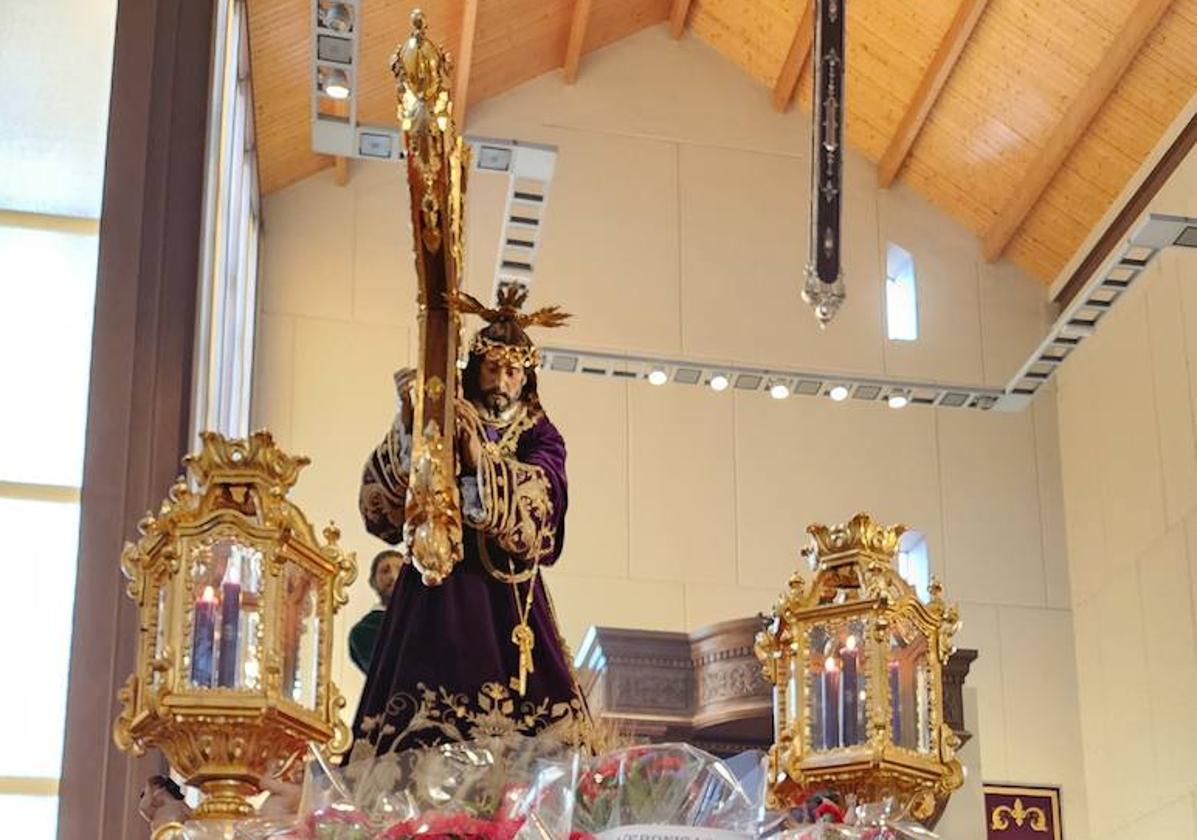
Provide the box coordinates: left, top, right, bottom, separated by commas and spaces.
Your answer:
454, 397, 483, 472
258, 772, 302, 819
393, 367, 416, 430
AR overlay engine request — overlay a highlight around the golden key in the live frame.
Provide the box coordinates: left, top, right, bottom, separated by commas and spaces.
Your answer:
510, 623, 536, 696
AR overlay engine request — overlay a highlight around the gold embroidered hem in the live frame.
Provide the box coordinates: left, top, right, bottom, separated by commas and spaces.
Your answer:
352, 681, 595, 760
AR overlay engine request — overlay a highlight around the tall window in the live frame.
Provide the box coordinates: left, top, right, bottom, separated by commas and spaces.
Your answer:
193, 0, 262, 441
0, 219, 98, 837
885, 242, 919, 341
0, 0, 115, 833
897, 530, 931, 602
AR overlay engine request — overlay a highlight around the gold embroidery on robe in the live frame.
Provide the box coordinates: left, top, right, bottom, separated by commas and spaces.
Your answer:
353, 681, 594, 759
359, 424, 411, 544
476, 455, 557, 561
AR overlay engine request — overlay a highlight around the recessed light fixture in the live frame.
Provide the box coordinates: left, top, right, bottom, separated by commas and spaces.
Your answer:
769, 383, 790, 400
477, 145, 514, 172
317, 0, 353, 32
829, 384, 849, 402
887, 391, 909, 409
358, 131, 395, 159
647, 369, 668, 386
319, 67, 351, 100
709, 374, 730, 392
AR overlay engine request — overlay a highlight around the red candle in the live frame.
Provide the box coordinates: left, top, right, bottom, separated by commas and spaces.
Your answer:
192, 586, 217, 688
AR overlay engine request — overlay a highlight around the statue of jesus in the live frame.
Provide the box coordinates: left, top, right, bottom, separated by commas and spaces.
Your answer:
350, 288, 593, 757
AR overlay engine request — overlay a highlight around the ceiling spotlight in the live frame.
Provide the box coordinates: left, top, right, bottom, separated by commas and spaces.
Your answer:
319, 67, 351, 99
769, 383, 790, 400
709, 374, 730, 392
647, 368, 668, 386
829, 384, 849, 402
318, 0, 353, 32
887, 391, 909, 409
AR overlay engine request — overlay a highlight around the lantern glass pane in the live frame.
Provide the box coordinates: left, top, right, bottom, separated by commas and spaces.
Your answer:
807, 619, 868, 751
281, 562, 321, 709
152, 583, 168, 690
185, 536, 264, 690
888, 618, 932, 752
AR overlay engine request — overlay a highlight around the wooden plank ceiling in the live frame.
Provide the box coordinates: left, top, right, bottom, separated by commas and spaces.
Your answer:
247, 0, 1197, 283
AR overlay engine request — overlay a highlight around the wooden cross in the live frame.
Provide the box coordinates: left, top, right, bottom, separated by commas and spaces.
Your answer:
392, 9, 469, 585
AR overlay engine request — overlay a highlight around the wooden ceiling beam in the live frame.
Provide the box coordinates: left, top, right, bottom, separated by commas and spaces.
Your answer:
669, 0, 693, 39
981, 0, 1174, 261
877, 0, 988, 187
1054, 111, 1195, 307
772, 0, 814, 113
453, 0, 479, 123
563, 0, 594, 84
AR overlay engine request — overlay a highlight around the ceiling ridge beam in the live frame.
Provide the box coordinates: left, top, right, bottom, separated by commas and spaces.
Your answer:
877, 0, 989, 187
563, 0, 594, 84
669, 0, 693, 39
454, 0, 479, 124
981, 0, 1174, 261
772, 0, 814, 113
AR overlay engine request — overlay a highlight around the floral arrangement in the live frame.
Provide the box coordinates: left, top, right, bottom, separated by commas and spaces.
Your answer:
775, 795, 939, 840
164, 738, 937, 840
573, 744, 757, 835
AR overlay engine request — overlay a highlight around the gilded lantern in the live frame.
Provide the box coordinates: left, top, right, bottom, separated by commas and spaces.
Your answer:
113, 431, 356, 819
754, 513, 963, 820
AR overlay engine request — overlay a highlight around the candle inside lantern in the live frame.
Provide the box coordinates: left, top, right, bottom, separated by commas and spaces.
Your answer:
841, 634, 859, 745
191, 585, 217, 688
217, 552, 242, 687
822, 655, 841, 749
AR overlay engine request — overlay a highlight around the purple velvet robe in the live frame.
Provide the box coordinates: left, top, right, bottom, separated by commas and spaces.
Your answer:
350, 401, 592, 758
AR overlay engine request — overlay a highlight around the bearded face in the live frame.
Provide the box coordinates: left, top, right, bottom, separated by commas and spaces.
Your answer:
476, 357, 527, 418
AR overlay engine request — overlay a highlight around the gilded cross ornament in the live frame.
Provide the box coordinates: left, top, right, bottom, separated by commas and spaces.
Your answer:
392, 9, 471, 585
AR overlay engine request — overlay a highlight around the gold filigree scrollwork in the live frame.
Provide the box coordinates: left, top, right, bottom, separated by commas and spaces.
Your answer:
392, 9, 469, 585
991, 798, 1049, 832
392, 9, 453, 255
404, 421, 464, 585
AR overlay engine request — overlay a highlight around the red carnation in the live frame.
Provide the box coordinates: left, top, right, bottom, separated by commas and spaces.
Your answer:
813, 800, 845, 823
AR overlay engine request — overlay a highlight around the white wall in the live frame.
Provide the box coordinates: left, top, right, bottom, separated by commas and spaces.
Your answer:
1056, 147, 1197, 840
253, 24, 1086, 838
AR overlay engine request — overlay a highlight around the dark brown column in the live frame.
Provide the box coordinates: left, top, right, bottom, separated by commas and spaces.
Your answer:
57, 0, 214, 837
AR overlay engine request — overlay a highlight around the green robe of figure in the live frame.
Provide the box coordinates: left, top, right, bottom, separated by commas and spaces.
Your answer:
348, 607, 385, 674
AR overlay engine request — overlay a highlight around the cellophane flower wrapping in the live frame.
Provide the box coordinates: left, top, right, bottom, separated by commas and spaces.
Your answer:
772, 797, 940, 840
297, 734, 582, 840
175, 820, 306, 839
572, 744, 761, 838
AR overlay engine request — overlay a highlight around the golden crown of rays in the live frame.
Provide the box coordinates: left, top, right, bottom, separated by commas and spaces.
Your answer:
450, 286, 572, 330
449, 287, 571, 368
